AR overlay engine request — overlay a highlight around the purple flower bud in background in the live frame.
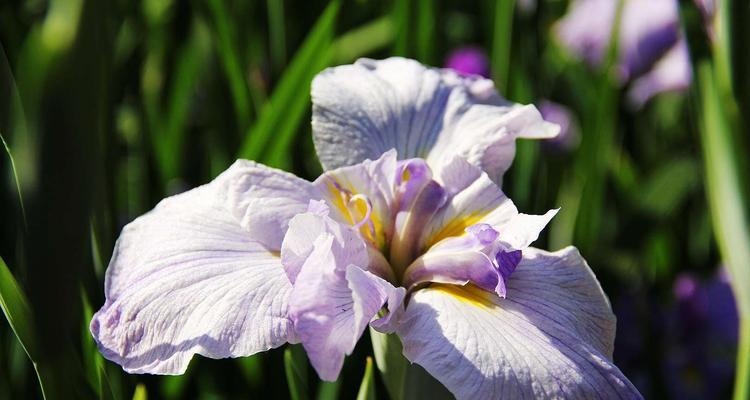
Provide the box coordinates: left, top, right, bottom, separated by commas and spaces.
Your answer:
539, 100, 580, 152
627, 39, 692, 108
444, 47, 490, 78
555, 0, 692, 107
665, 269, 738, 399
694, 0, 716, 40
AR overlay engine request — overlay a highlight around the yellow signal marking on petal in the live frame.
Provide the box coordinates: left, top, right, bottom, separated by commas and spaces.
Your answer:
424, 212, 488, 248
430, 284, 498, 309
324, 178, 385, 248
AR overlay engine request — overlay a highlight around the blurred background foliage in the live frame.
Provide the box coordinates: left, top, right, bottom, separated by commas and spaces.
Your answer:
0, 0, 748, 399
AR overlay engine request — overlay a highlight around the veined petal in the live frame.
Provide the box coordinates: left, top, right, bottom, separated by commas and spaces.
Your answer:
285, 210, 399, 381
92, 162, 311, 374
312, 57, 558, 183
397, 247, 641, 399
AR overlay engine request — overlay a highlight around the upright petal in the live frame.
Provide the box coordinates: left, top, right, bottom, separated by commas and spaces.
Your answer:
312, 57, 558, 183
397, 247, 641, 399
92, 161, 315, 374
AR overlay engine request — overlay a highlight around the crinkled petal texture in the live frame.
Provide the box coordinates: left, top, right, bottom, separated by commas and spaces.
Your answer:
312, 57, 558, 183
397, 247, 642, 400
91, 160, 320, 374
283, 207, 403, 380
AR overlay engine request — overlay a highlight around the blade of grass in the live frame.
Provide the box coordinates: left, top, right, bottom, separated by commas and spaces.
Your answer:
697, 61, 750, 400
1, 132, 27, 229
416, 0, 435, 64
392, 0, 410, 56
238, 0, 340, 166
356, 357, 376, 400
267, 0, 287, 72
150, 18, 211, 182
81, 288, 114, 399
284, 345, 309, 400
132, 384, 147, 400
0, 257, 47, 399
491, 0, 515, 94
331, 17, 394, 65
206, 0, 253, 132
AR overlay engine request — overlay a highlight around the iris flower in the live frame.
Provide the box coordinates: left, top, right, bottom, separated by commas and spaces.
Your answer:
91, 58, 641, 399
555, 0, 692, 108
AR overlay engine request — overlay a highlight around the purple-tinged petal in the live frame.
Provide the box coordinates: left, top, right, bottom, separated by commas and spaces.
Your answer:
539, 100, 580, 153
92, 161, 310, 374
618, 0, 680, 80
555, 0, 617, 67
444, 47, 490, 78
627, 39, 692, 108
312, 57, 558, 184
284, 210, 399, 380
397, 247, 641, 399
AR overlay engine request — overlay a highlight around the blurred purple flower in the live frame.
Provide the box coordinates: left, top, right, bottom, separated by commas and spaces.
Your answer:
444, 47, 490, 78
539, 100, 580, 152
555, 0, 692, 107
664, 269, 738, 399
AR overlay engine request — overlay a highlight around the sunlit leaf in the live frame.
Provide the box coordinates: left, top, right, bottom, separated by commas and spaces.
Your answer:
238, 0, 340, 169
0, 257, 46, 398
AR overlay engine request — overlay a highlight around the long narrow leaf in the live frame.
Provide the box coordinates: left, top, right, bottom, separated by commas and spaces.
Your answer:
697, 61, 750, 400
238, 0, 340, 167
0, 257, 46, 398
206, 0, 253, 132
0, 132, 26, 228
491, 0, 515, 94
284, 345, 309, 400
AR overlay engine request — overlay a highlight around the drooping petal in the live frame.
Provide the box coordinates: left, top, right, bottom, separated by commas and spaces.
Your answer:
92, 161, 314, 374
312, 57, 558, 183
284, 210, 400, 380
397, 247, 641, 399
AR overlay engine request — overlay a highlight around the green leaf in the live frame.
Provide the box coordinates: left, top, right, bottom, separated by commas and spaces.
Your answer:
637, 157, 699, 218
238, 0, 340, 169
415, 0, 435, 64
132, 383, 147, 400
392, 0, 410, 56
0, 132, 27, 228
331, 17, 394, 65
80, 288, 107, 399
284, 345, 309, 400
206, 0, 253, 132
356, 357, 376, 400
697, 61, 750, 400
149, 17, 211, 182
491, 0, 515, 93
0, 256, 47, 398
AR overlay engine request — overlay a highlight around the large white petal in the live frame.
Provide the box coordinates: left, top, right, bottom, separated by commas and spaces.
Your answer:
311, 57, 558, 182
396, 247, 641, 399
92, 161, 316, 374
